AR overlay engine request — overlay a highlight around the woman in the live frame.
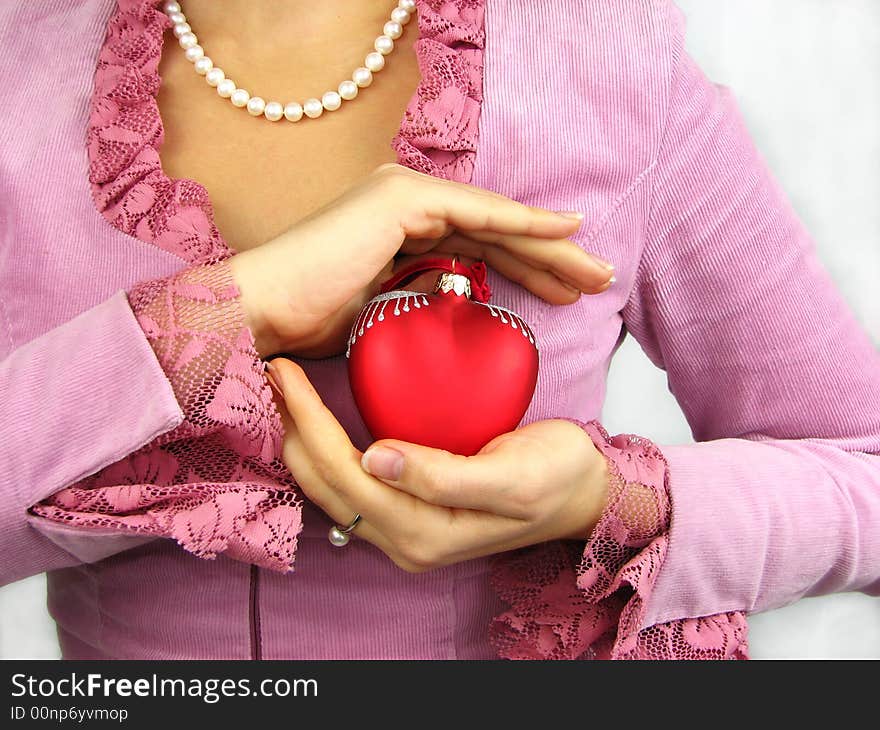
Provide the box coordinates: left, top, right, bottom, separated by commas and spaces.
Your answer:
0, 0, 878, 660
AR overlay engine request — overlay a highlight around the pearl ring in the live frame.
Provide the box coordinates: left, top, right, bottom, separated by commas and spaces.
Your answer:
328, 513, 362, 547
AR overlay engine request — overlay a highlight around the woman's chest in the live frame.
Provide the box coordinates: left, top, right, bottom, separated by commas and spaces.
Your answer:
154, 28, 423, 253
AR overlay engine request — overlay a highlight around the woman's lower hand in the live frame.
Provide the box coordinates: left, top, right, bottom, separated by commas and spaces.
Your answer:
267, 358, 610, 572
230, 163, 615, 359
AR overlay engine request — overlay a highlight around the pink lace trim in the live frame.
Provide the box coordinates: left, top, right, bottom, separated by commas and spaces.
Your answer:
87, 0, 227, 263
488, 421, 749, 660
125, 257, 280, 460
30, 257, 301, 571
390, 0, 485, 182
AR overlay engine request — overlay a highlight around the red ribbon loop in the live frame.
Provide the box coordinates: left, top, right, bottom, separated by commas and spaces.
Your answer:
379, 257, 492, 303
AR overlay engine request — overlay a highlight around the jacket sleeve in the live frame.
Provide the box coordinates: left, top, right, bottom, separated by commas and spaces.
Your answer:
487, 0, 880, 660
620, 2, 880, 627
2, 255, 302, 586
0, 289, 183, 584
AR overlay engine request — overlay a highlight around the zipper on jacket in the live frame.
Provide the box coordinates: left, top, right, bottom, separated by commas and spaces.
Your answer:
249, 564, 262, 660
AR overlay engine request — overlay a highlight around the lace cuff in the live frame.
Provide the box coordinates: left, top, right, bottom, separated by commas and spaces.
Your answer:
28, 256, 302, 572
488, 419, 749, 660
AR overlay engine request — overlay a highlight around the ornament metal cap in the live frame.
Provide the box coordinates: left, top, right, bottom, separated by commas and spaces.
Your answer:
434, 271, 472, 298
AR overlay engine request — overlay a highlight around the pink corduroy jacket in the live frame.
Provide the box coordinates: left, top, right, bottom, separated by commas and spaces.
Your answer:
1, 0, 879, 660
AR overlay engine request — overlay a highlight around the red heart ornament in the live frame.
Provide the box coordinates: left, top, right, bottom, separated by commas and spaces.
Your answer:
347, 264, 539, 456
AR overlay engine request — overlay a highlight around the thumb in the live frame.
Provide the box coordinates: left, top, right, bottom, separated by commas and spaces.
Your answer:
264, 358, 295, 430
265, 357, 321, 419
266, 357, 357, 463
361, 438, 520, 512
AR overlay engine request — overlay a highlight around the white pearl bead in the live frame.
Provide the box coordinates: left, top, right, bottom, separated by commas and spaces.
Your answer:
303, 98, 324, 118
322, 91, 342, 111
173, 22, 191, 38
374, 35, 394, 55
216, 78, 236, 98
205, 67, 225, 86
384, 21, 403, 40
338, 80, 358, 100
365, 52, 385, 72
328, 526, 350, 547
178, 33, 198, 50
194, 57, 213, 75
184, 44, 204, 62
284, 102, 304, 122
264, 101, 284, 121
168, 12, 186, 24
399, 0, 416, 12
230, 89, 250, 108
246, 96, 266, 116
164, 2, 181, 15
391, 8, 411, 25
352, 67, 373, 88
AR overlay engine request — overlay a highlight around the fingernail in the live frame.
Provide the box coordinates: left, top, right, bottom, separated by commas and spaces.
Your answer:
589, 253, 615, 272
265, 361, 284, 397
362, 446, 404, 481
555, 210, 585, 220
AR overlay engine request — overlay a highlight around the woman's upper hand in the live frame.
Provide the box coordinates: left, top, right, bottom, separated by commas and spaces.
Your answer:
229, 163, 615, 359
266, 357, 610, 572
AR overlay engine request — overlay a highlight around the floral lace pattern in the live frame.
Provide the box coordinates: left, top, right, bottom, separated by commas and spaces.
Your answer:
31, 0, 748, 659
31, 256, 301, 571
390, 0, 485, 182
87, 0, 227, 263
489, 421, 748, 659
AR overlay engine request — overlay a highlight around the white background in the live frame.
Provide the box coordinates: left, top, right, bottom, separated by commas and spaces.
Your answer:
1, 0, 878, 659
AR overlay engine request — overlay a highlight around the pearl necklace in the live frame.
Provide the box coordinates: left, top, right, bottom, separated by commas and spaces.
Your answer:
162, 1, 416, 122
